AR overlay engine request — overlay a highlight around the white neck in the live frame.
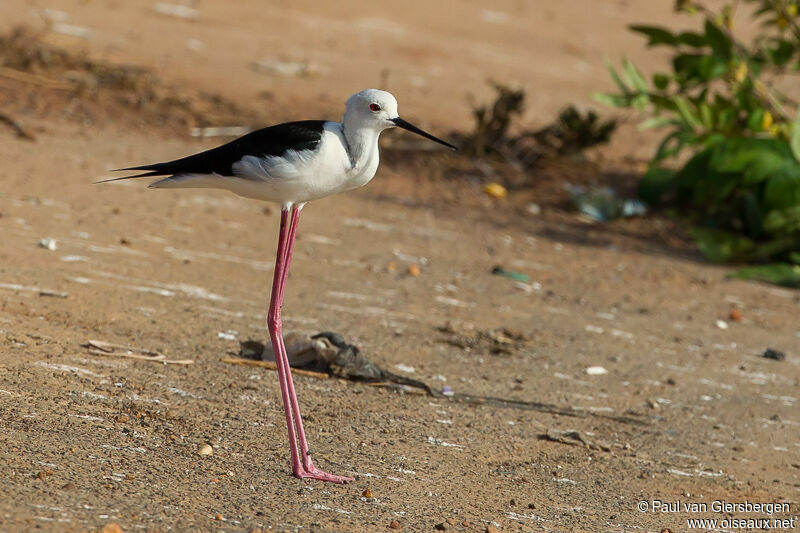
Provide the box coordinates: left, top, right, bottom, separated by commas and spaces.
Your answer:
341, 118, 382, 169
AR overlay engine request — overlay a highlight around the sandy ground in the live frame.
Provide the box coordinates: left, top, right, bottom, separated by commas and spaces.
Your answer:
1, 1, 799, 532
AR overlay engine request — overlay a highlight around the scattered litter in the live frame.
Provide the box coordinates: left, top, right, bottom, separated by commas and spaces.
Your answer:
197, 444, 213, 456
762, 348, 785, 361
312, 503, 351, 515
426, 436, 465, 449
39, 289, 68, 298
153, 2, 199, 20
585, 366, 608, 376
483, 182, 507, 199
60, 255, 88, 262
566, 185, 647, 222
218, 330, 238, 341
584, 325, 604, 334
84, 340, 194, 365
540, 429, 612, 452
716, 320, 729, 330
438, 322, 533, 355
435, 296, 471, 307
38, 237, 57, 251
394, 363, 415, 374
491, 266, 530, 282
442, 386, 454, 397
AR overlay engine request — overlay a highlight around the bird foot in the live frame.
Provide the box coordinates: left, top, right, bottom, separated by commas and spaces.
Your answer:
294, 465, 353, 484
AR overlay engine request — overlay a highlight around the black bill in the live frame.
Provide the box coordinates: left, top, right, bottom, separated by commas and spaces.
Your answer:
390, 117, 457, 151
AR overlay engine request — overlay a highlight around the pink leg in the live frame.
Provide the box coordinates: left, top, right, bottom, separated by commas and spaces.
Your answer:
268, 205, 353, 483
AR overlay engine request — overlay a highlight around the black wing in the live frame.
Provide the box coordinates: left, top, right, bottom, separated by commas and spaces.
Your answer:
103, 120, 327, 181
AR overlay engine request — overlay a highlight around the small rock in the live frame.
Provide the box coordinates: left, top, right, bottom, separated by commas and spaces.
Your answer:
362, 488, 373, 498
446, 518, 456, 525
585, 366, 608, 376
101, 524, 124, 533
763, 348, 785, 361
408, 264, 420, 277
661, 529, 674, 533
197, 443, 213, 456
38, 237, 57, 251
715, 319, 728, 330
486, 525, 500, 533
434, 523, 447, 531
214, 513, 223, 521
526, 202, 541, 215
729, 309, 742, 322
483, 182, 507, 199
388, 520, 402, 530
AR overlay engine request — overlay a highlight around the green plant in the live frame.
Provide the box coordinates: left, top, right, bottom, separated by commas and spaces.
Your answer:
595, 0, 800, 285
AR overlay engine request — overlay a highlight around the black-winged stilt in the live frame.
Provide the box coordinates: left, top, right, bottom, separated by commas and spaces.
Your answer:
101, 89, 456, 483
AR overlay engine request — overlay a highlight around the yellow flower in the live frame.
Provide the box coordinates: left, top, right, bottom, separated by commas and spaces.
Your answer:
788, 4, 798, 17
734, 62, 748, 82
762, 111, 774, 131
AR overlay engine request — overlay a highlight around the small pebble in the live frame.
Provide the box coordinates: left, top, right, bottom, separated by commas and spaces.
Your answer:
763, 348, 785, 361
408, 264, 420, 277
389, 520, 402, 530
362, 488, 373, 498
716, 319, 728, 330
729, 309, 742, 322
101, 524, 124, 533
214, 513, 223, 521
585, 366, 608, 376
198, 444, 213, 456
486, 525, 500, 533
483, 182, 507, 199
38, 237, 57, 251
434, 523, 447, 531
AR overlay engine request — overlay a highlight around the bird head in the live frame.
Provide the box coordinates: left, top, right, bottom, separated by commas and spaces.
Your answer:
344, 89, 456, 150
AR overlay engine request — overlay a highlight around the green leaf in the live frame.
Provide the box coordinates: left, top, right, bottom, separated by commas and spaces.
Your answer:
763, 205, 800, 235
767, 38, 795, 66
763, 166, 800, 210
791, 110, 800, 162
730, 263, 800, 288
691, 227, 755, 263
591, 92, 630, 108
653, 73, 670, 90
604, 59, 629, 93
747, 108, 766, 132
704, 19, 732, 59
629, 25, 679, 47
638, 166, 677, 205
676, 31, 707, 47
672, 95, 703, 130
698, 102, 714, 129
708, 138, 794, 184
639, 116, 676, 130
622, 59, 649, 92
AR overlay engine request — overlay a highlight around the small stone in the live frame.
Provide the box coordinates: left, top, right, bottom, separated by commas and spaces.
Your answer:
119, 237, 132, 246
661, 529, 673, 533
362, 488, 373, 498
197, 443, 213, 456
386, 261, 397, 273
729, 309, 742, 322
715, 319, 728, 330
38, 237, 57, 251
763, 348, 785, 361
388, 520, 402, 530
586, 366, 608, 376
486, 525, 500, 533
526, 202, 541, 215
527, 503, 536, 509
408, 264, 420, 277
483, 182, 507, 199
461, 521, 471, 527
434, 523, 447, 531
445, 518, 456, 525
61, 482, 75, 490
214, 513, 223, 521
101, 524, 124, 533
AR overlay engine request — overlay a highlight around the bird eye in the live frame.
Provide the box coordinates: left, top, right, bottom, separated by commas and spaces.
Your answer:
369, 103, 381, 112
